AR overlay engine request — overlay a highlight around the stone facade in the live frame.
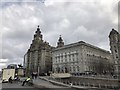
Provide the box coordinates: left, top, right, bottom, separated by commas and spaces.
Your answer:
57, 35, 64, 48
24, 26, 116, 76
53, 39, 113, 75
24, 26, 52, 75
109, 28, 120, 75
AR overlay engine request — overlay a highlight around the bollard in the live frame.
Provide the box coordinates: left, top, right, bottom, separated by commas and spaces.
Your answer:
112, 85, 114, 89
65, 81, 67, 84
68, 81, 70, 84
81, 83, 84, 86
87, 83, 89, 87
72, 82, 74, 85
75, 82, 77, 85
85, 83, 87, 86
83, 83, 85, 87
99, 84, 101, 88
67, 81, 69, 84
105, 84, 107, 89
70, 83, 73, 86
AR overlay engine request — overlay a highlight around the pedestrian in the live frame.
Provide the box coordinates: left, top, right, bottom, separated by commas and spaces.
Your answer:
8, 76, 12, 83
31, 73, 34, 79
35, 72, 37, 79
22, 76, 31, 86
33, 72, 36, 79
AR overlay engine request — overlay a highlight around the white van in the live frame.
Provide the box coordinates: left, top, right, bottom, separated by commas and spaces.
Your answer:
2, 68, 15, 82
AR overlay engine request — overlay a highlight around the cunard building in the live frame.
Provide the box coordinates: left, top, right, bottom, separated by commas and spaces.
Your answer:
52, 36, 113, 75
24, 26, 52, 75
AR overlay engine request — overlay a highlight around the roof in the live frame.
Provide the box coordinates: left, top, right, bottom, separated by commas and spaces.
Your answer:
109, 28, 119, 36
53, 41, 110, 53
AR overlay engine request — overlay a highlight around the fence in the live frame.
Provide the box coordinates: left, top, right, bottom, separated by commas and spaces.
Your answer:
48, 76, 120, 89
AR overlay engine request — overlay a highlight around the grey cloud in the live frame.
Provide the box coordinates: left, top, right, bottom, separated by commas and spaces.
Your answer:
1, 0, 118, 70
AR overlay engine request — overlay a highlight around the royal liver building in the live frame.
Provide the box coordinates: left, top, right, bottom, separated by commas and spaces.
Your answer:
24, 26, 52, 75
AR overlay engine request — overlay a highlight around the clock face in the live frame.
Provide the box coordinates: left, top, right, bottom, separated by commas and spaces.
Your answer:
39, 37, 41, 40
35, 37, 41, 40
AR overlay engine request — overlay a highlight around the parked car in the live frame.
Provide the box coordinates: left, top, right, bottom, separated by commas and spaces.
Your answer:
84, 71, 97, 75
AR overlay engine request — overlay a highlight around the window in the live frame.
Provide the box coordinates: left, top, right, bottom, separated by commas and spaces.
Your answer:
73, 58, 74, 61
69, 55, 71, 58
76, 57, 78, 61
65, 59, 67, 62
115, 49, 117, 53
115, 61, 117, 64
65, 55, 67, 58
70, 67, 71, 71
116, 55, 118, 58
77, 66, 79, 71
72, 54, 74, 57
73, 66, 75, 72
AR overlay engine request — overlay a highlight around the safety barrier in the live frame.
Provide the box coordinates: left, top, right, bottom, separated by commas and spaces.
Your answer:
40, 76, 120, 89
60, 80, 119, 89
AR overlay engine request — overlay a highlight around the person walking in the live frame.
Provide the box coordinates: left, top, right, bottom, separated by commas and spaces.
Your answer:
8, 76, 12, 83
31, 73, 34, 79
22, 76, 31, 86
34, 72, 37, 79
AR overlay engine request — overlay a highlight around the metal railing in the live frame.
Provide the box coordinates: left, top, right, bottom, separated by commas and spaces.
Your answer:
47, 76, 119, 89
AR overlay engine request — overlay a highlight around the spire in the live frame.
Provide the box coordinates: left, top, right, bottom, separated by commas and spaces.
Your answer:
110, 28, 119, 35
36, 25, 41, 34
57, 35, 64, 48
58, 35, 63, 42
34, 25, 43, 41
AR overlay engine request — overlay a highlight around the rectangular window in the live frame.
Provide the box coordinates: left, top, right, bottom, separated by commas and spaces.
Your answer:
115, 50, 117, 53
73, 58, 74, 61
70, 67, 71, 71
77, 66, 79, 71
73, 66, 75, 72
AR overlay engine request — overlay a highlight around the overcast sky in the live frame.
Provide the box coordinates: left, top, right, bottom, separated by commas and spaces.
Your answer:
0, 0, 119, 71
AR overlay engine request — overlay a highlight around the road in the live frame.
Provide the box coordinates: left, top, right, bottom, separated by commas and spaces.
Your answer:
33, 78, 77, 90
0, 77, 84, 90
1, 81, 40, 90
0, 81, 76, 90
1, 81, 78, 90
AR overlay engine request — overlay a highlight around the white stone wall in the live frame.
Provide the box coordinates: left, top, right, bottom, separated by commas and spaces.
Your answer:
82, 45, 112, 73
53, 45, 84, 73
52, 42, 112, 74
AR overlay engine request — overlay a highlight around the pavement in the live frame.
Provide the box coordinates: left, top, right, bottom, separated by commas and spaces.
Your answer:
32, 77, 69, 88
4, 76, 115, 90
2, 82, 35, 88
32, 77, 94, 90
1, 77, 38, 89
32, 76, 117, 90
